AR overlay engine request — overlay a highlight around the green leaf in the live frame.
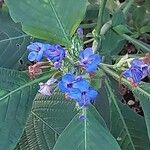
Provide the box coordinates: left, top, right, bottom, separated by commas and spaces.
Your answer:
112, 10, 125, 27
100, 9, 127, 55
104, 79, 150, 150
140, 25, 150, 33
0, 68, 55, 150
115, 33, 150, 52
88, 0, 98, 5
0, 10, 31, 69
100, 65, 150, 148
90, 69, 104, 90
132, 6, 146, 28
100, 29, 125, 55
15, 93, 78, 150
84, 4, 99, 21
113, 25, 132, 35
5, 0, 88, 47
53, 106, 121, 150
132, 82, 150, 142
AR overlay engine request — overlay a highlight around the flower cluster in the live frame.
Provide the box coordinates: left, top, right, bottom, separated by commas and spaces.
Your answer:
27, 42, 66, 68
27, 37, 101, 108
58, 74, 98, 107
123, 58, 150, 86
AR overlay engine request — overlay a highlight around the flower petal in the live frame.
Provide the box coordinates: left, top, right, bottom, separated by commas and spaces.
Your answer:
79, 48, 93, 59
89, 54, 102, 65
28, 51, 38, 61
58, 81, 68, 93
123, 67, 143, 83
62, 74, 75, 82
85, 63, 98, 73
36, 50, 44, 61
38, 84, 52, 96
27, 42, 45, 51
73, 80, 89, 91
87, 88, 98, 100
131, 68, 143, 83
68, 88, 81, 101
131, 59, 144, 68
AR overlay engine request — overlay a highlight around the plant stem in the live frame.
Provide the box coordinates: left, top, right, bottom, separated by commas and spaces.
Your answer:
101, 64, 129, 84
84, 38, 94, 44
96, 0, 107, 35
80, 23, 96, 29
100, 63, 114, 68
83, 108, 87, 150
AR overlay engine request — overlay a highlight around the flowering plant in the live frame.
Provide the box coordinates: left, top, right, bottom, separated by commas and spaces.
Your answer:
0, 0, 150, 149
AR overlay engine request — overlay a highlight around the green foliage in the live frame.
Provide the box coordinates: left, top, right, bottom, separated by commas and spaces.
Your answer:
105, 79, 150, 150
5, 0, 88, 47
15, 93, 77, 150
90, 69, 104, 90
132, 6, 148, 28
132, 83, 150, 141
54, 106, 121, 150
100, 10, 125, 55
0, 0, 149, 149
0, 67, 55, 150
0, 68, 37, 149
0, 10, 30, 69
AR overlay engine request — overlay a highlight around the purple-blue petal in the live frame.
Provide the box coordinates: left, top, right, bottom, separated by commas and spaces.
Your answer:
89, 54, 102, 65
28, 51, 38, 61
123, 67, 143, 83
131, 68, 143, 83
79, 48, 93, 59
85, 63, 98, 73
78, 95, 91, 107
131, 59, 144, 68
54, 62, 61, 69
68, 89, 81, 101
27, 42, 45, 52
73, 80, 90, 91
58, 81, 68, 93
62, 74, 75, 82
87, 88, 98, 100
36, 50, 44, 61
44, 44, 65, 62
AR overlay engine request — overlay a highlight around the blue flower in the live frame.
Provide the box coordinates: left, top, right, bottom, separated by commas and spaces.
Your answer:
58, 74, 98, 107
122, 58, 149, 85
27, 42, 46, 61
27, 42, 66, 65
131, 59, 145, 68
44, 44, 66, 63
131, 59, 149, 76
79, 48, 102, 73
69, 87, 98, 107
58, 74, 89, 93
58, 74, 76, 93
123, 67, 143, 84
